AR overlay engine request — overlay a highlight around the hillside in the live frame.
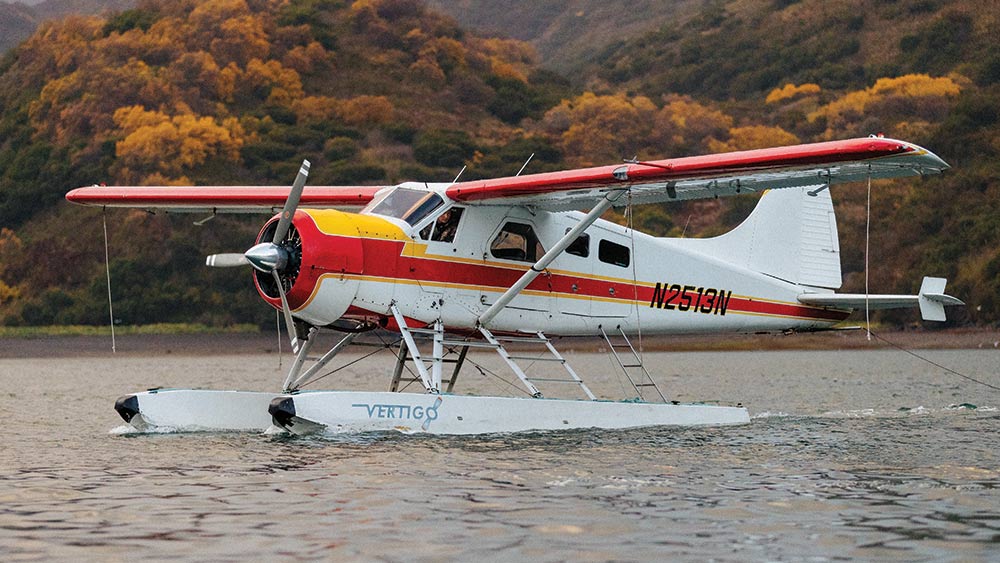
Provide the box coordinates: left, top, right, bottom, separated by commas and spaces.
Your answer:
0, 0, 134, 52
0, 0, 997, 328
0, 3, 40, 53
589, 0, 999, 101
0, 0, 573, 327
428, 1, 999, 97
425, 0, 704, 73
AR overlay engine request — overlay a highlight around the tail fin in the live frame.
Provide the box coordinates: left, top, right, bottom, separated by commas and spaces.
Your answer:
675, 186, 842, 289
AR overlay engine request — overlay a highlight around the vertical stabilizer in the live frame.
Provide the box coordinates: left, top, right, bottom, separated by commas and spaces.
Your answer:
917, 276, 948, 322
673, 186, 842, 289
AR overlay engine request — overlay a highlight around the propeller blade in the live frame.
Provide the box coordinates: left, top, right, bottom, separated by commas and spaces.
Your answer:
271, 269, 301, 353
272, 159, 310, 245
205, 253, 250, 267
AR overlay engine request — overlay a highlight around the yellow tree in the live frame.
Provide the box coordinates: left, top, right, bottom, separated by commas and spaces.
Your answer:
708, 126, 800, 153
653, 96, 733, 155
30, 59, 177, 146
765, 83, 821, 104
809, 74, 962, 139
541, 92, 658, 166
112, 105, 247, 184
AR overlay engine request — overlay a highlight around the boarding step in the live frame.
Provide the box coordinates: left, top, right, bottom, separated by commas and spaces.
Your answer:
407, 329, 498, 351
600, 325, 667, 403
507, 355, 565, 362
441, 340, 497, 349
493, 335, 551, 343
478, 327, 595, 401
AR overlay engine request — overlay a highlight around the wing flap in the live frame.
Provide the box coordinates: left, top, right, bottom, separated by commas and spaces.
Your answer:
65, 185, 383, 213
446, 138, 948, 210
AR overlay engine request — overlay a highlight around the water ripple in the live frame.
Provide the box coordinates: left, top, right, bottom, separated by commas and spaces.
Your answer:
2, 350, 999, 560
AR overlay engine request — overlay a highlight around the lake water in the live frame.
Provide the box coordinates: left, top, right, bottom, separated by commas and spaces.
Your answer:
1, 342, 998, 561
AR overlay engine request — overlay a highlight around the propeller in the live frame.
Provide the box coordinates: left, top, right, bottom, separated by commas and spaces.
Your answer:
205, 253, 249, 267
205, 160, 311, 352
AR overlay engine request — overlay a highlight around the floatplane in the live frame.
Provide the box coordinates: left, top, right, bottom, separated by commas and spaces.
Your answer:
66, 136, 962, 435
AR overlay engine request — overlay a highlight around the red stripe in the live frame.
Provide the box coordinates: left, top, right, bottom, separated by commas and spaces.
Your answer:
281, 229, 848, 322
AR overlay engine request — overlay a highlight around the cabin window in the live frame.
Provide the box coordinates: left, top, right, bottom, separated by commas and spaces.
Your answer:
598, 239, 629, 267
368, 187, 443, 226
566, 233, 589, 258
491, 222, 545, 262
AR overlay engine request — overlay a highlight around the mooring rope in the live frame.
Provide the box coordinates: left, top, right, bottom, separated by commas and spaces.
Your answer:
102, 209, 116, 353
868, 329, 1000, 392
865, 168, 872, 342
626, 189, 644, 362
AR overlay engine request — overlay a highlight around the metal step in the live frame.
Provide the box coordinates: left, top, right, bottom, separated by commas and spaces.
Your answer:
478, 327, 595, 400
507, 355, 565, 362
494, 335, 550, 343
599, 325, 667, 403
441, 340, 497, 349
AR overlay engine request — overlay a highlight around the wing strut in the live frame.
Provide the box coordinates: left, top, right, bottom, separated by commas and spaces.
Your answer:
478, 189, 627, 327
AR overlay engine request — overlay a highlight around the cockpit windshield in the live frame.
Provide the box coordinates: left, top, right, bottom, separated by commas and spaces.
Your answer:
366, 187, 444, 226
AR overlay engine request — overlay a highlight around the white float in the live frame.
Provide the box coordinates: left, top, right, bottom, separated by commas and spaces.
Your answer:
269, 391, 750, 435
115, 389, 276, 432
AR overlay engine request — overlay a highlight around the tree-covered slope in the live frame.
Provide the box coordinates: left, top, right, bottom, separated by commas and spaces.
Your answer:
0, 0, 571, 327
0, 0, 997, 328
590, 0, 999, 101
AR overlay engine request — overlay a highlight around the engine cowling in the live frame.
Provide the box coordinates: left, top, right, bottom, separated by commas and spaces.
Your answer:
253, 210, 364, 327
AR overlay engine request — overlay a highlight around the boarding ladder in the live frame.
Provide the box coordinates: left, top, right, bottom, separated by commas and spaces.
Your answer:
389, 305, 478, 394
388, 305, 595, 400
478, 327, 596, 400
600, 325, 667, 403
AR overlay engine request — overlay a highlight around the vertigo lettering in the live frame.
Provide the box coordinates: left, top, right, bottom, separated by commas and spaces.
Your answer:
352, 396, 442, 430
649, 283, 733, 316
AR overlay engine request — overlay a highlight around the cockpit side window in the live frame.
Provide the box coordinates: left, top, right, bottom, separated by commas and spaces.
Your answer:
490, 222, 545, 262
430, 207, 463, 242
367, 187, 444, 226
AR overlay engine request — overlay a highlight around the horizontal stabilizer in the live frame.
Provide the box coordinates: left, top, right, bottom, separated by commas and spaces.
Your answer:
797, 276, 963, 322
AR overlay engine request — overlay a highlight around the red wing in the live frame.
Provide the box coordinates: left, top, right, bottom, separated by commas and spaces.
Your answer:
65, 185, 384, 213
65, 138, 948, 213
446, 138, 949, 210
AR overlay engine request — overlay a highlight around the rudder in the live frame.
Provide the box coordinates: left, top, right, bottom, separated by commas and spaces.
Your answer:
672, 187, 842, 289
